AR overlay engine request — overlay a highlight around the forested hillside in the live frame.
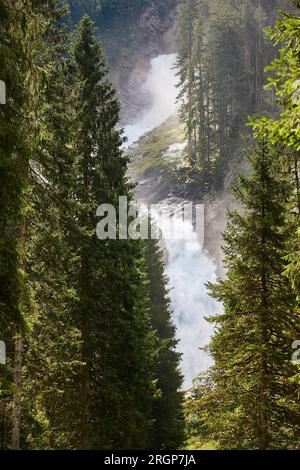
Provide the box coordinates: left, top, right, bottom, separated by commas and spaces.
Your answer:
176, 0, 293, 189
183, 0, 300, 450
0, 0, 299, 453
0, 2, 183, 450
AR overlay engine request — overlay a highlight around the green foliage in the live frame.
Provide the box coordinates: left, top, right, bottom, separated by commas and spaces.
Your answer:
68, 0, 179, 100
130, 116, 186, 180
250, 10, 300, 150
190, 142, 300, 449
249, 3, 300, 403
144, 234, 185, 449
176, 0, 281, 189
0, 0, 68, 449
0, 4, 185, 450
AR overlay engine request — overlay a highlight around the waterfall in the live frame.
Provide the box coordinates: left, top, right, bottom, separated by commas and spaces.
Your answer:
124, 54, 179, 147
124, 54, 222, 389
160, 211, 221, 388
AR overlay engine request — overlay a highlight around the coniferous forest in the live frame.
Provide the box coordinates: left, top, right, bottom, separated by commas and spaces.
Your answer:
0, 0, 299, 453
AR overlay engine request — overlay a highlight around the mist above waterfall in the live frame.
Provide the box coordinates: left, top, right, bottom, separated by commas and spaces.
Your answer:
125, 54, 222, 389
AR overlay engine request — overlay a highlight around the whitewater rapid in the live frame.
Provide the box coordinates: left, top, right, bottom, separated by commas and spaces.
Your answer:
124, 54, 222, 389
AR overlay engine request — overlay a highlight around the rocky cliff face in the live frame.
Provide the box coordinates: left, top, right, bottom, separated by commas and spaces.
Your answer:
112, 4, 178, 123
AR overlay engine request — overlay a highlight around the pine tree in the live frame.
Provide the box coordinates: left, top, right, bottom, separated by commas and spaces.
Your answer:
176, 0, 198, 165
205, 0, 251, 186
201, 141, 299, 449
1, 6, 160, 450
0, 0, 67, 449
176, 0, 280, 188
192, 2, 211, 180
69, 16, 157, 449
144, 235, 185, 450
249, 0, 300, 404
22, 56, 84, 449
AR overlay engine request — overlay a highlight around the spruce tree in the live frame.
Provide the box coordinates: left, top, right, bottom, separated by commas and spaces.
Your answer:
250, 0, 300, 404
144, 235, 185, 450
0, 0, 66, 449
202, 141, 299, 449
22, 57, 84, 449
176, 0, 279, 188
192, 2, 211, 181
204, 0, 250, 185
176, 0, 198, 165
70, 16, 157, 449
1, 6, 160, 450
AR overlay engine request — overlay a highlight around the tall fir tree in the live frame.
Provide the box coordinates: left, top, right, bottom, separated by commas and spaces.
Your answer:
250, 0, 300, 402
201, 141, 299, 449
176, 0, 281, 188
69, 16, 158, 449
0, 0, 67, 449
176, 0, 198, 165
144, 235, 185, 450
22, 55, 84, 449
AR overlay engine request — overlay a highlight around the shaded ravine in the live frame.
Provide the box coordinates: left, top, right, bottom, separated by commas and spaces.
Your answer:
124, 54, 222, 388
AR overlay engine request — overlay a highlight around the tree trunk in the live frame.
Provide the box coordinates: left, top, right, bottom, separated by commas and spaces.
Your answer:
258, 143, 268, 450
11, 335, 23, 450
11, 156, 28, 449
79, 149, 92, 449
187, 0, 194, 165
294, 152, 300, 214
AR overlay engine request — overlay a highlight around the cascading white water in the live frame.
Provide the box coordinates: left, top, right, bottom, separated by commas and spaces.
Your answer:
124, 54, 222, 389
161, 214, 221, 388
124, 54, 179, 147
